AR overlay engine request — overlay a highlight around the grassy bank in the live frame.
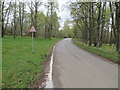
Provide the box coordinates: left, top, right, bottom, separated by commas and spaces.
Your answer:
73, 39, 119, 63
2, 36, 61, 88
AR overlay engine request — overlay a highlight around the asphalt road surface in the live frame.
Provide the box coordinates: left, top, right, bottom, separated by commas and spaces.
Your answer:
52, 38, 118, 88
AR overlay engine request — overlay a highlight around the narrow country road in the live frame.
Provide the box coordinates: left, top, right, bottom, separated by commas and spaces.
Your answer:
52, 38, 118, 88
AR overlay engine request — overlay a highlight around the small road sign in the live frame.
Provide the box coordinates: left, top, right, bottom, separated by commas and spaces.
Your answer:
30, 26, 36, 54
30, 26, 36, 32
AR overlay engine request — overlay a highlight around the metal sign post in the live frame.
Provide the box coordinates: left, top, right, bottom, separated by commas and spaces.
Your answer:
32, 32, 34, 54
30, 26, 36, 54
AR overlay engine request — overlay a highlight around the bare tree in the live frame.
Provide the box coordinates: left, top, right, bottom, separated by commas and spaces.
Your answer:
13, 1, 17, 38
1, 1, 4, 37
45, 5, 50, 38
1, 1, 11, 37
27, 0, 42, 37
96, 2, 102, 47
19, 1, 25, 37
99, 2, 106, 46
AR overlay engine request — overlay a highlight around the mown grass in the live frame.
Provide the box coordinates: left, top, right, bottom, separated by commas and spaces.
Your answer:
2, 36, 61, 88
73, 39, 119, 63
0, 37, 2, 89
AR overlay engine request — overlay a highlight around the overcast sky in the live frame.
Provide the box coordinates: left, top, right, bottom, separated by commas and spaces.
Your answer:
5, 0, 73, 29
40, 0, 73, 30
56, 0, 72, 29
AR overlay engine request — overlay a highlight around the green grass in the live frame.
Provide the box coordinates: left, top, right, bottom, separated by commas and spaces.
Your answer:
0, 37, 2, 89
2, 36, 61, 88
73, 39, 119, 63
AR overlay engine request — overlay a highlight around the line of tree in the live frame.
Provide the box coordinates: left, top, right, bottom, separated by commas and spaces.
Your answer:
44, 1, 60, 39
0, 0, 61, 38
70, 1, 120, 53
59, 20, 74, 38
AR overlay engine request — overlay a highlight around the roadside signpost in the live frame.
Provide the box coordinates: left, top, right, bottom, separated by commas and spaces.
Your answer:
30, 26, 36, 54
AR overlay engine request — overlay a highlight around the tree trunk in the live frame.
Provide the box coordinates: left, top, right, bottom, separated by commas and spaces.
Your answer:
99, 2, 106, 47
1, 2, 4, 37
13, 2, 17, 38
109, 2, 117, 44
115, 2, 120, 52
96, 2, 101, 47
19, 2, 22, 37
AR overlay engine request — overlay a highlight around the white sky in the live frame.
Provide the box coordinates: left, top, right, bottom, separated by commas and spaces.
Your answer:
4, 0, 73, 30
57, 0, 72, 29
40, 0, 73, 30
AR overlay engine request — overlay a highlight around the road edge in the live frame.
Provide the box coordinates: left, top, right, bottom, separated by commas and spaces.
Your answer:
35, 39, 62, 88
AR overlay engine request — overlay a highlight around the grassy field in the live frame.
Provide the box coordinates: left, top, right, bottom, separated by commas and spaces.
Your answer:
73, 39, 119, 63
2, 36, 61, 88
0, 37, 2, 89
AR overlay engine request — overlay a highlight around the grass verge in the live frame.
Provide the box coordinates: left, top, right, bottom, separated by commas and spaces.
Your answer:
2, 36, 61, 88
73, 39, 119, 63
0, 37, 2, 89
